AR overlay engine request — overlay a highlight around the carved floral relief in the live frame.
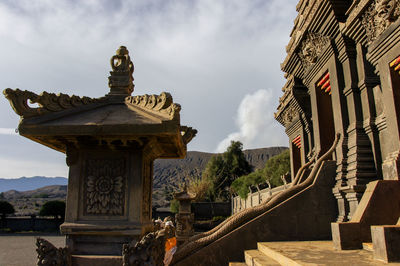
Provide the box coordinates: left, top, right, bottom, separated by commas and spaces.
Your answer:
362, 0, 400, 44
84, 158, 125, 215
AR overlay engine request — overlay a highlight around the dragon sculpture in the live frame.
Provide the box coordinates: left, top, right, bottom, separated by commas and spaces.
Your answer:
172, 133, 340, 264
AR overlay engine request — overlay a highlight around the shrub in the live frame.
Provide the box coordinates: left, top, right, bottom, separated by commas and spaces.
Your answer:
231, 150, 290, 199
231, 169, 264, 199
0, 201, 15, 219
170, 199, 180, 213
187, 176, 212, 202
39, 200, 66, 219
264, 149, 290, 187
33, 193, 49, 198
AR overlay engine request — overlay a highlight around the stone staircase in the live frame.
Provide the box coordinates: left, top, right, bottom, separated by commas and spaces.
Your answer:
229, 241, 400, 266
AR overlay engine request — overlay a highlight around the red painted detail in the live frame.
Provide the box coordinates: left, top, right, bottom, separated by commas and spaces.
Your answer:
390, 55, 400, 68
321, 80, 330, 89
325, 86, 331, 93
292, 136, 301, 143
317, 72, 330, 86
294, 139, 301, 146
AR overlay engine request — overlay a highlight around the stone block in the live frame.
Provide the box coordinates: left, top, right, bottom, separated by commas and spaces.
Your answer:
371, 225, 400, 262
71, 255, 122, 266
331, 222, 362, 250
331, 180, 400, 251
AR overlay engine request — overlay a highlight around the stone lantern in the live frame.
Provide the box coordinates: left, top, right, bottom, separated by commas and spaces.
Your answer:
174, 185, 196, 246
4, 46, 197, 260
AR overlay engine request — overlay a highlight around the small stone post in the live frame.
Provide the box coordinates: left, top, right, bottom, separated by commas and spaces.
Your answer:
174, 185, 196, 246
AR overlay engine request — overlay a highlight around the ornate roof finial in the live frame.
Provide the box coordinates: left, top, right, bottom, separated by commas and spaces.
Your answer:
108, 46, 134, 97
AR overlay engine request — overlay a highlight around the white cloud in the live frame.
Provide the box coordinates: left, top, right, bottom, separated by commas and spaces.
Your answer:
0, 128, 17, 135
0, 0, 297, 177
0, 157, 68, 179
216, 89, 288, 152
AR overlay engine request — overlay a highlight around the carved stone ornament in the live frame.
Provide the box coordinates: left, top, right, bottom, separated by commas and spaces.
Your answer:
282, 106, 299, 126
298, 32, 331, 71
180, 126, 198, 145
36, 238, 70, 266
3, 88, 101, 119
361, 0, 400, 44
108, 46, 135, 96
126, 92, 181, 120
122, 230, 167, 266
84, 159, 125, 215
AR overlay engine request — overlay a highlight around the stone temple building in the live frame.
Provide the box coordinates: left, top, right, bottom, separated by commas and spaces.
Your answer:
171, 0, 400, 265
275, 0, 400, 254
275, 0, 400, 262
275, 0, 400, 225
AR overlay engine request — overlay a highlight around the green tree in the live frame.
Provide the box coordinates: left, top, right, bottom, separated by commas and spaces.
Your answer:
264, 149, 290, 187
0, 200, 15, 219
39, 200, 66, 219
231, 149, 290, 199
203, 141, 252, 201
231, 169, 265, 199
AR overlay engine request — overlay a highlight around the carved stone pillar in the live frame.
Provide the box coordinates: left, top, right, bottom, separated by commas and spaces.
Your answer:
335, 38, 377, 221
174, 187, 195, 246
62, 141, 156, 255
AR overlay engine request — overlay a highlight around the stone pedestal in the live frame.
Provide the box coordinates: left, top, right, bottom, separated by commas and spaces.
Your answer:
371, 225, 400, 262
174, 188, 195, 246
60, 145, 155, 255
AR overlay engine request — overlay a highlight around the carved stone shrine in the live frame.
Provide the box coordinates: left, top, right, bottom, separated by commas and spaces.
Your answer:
174, 186, 195, 246
4, 46, 197, 263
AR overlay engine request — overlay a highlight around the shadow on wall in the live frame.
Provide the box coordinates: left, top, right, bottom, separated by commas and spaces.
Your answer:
0, 217, 63, 232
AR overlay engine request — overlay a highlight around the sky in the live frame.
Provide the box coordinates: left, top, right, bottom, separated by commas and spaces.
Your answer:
0, 0, 297, 178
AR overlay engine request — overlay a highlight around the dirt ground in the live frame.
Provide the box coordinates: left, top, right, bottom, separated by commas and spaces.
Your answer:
0, 233, 64, 266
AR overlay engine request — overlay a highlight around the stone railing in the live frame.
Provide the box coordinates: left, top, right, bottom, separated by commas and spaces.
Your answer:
231, 183, 290, 214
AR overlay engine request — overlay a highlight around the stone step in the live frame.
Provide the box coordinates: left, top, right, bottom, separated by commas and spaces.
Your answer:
244, 249, 280, 266
257, 241, 400, 265
253, 255, 282, 266
257, 243, 300, 266
71, 255, 122, 266
363, 242, 373, 252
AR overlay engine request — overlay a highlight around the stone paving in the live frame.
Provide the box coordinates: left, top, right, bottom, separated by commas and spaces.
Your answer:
0, 233, 64, 266
260, 241, 400, 265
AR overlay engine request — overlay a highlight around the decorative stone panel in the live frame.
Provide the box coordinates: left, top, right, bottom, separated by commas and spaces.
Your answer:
298, 32, 331, 71
361, 0, 400, 44
84, 158, 126, 215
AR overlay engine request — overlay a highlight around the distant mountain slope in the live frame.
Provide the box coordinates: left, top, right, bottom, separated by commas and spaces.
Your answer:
0, 176, 68, 193
3, 185, 67, 199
